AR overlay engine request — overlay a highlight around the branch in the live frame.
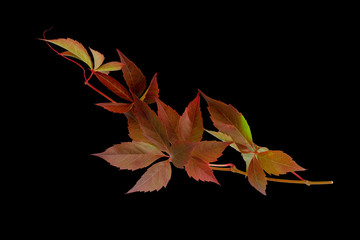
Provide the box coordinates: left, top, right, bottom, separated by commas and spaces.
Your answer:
209, 164, 333, 186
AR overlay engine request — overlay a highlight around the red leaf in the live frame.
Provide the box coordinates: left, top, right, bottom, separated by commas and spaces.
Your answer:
142, 73, 160, 104
93, 142, 166, 170
185, 157, 219, 184
199, 90, 254, 153
191, 141, 232, 163
117, 49, 147, 97
155, 98, 180, 143
178, 94, 203, 142
247, 156, 267, 195
132, 94, 170, 152
185, 141, 230, 184
96, 102, 133, 114
127, 160, 172, 193
93, 72, 133, 102
169, 141, 198, 169
124, 110, 151, 143
257, 151, 306, 176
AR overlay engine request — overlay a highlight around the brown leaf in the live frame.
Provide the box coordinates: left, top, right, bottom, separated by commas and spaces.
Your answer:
142, 73, 160, 104
124, 110, 152, 144
96, 102, 133, 114
132, 93, 170, 152
117, 49, 147, 97
93, 72, 133, 102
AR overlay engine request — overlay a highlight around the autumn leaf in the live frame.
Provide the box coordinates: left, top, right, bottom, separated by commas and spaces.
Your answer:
127, 160, 172, 193
178, 93, 203, 142
257, 150, 306, 176
241, 146, 269, 170
88, 47, 124, 73
124, 110, 152, 143
132, 93, 170, 152
205, 129, 240, 152
96, 102, 133, 114
199, 90, 254, 153
95, 61, 124, 73
186, 157, 219, 184
43, 38, 93, 69
93, 142, 166, 170
155, 98, 181, 143
185, 141, 231, 184
89, 48, 105, 70
191, 141, 232, 163
117, 49, 147, 97
93, 72, 133, 102
169, 141, 198, 169
247, 156, 267, 195
140, 73, 160, 104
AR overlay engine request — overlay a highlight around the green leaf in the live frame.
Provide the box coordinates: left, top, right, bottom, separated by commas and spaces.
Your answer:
199, 90, 254, 153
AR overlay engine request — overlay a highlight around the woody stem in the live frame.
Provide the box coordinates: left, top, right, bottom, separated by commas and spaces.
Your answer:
209, 164, 333, 186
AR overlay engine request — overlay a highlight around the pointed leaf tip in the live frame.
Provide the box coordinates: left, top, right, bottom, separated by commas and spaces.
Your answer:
127, 160, 172, 193
257, 151, 306, 176
248, 157, 267, 195
44, 38, 93, 69
199, 90, 254, 153
178, 94, 204, 142
117, 49, 146, 96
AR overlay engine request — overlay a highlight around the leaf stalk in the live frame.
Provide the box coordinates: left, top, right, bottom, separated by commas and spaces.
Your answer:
209, 164, 333, 186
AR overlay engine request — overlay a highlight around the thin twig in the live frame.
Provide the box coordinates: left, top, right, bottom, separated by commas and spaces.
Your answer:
209, 164, 333, 186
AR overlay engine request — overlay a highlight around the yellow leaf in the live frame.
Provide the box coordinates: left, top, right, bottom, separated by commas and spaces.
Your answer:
44, 38, 93, 69
96, 61, 124, 73
89, 48, 105, 70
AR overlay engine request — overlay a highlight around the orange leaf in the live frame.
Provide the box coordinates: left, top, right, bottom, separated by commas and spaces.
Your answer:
169, 141, 198, 168
93, 72, 133, 102
127, 160, 172, 193
96, 102, 133, 114
257, 151, 306, 176
185, 157, 219, 185
141, 73, 160, 104
93, 142, 166, 170
132, 94, 170, 152
178, 94, 203, 142
124, 110, 152, 143
185, 141, 231, 184
117, 49, 147, 97
191, 141, 232, 163
247, 156, 267, 195
155, 98, 180, 143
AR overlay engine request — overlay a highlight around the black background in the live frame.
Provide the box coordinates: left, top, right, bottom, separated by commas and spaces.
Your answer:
16, 2, 351, 237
